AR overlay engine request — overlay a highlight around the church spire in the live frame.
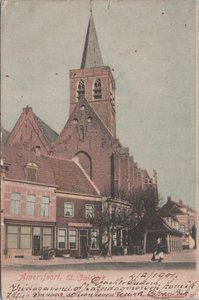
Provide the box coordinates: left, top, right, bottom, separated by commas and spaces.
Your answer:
80, 12, 104, 69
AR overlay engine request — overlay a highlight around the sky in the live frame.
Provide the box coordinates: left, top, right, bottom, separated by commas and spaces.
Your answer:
1, 0, 196, 208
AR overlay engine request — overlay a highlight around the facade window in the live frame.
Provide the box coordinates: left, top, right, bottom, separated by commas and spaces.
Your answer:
7, 226, 18, 249
10, 192, 21, 215
93, 78, 102, 100
77, 80, 85, 100
85, 204, 94, 218
58, 229, 67, 249
20, 226, 31, 249
64, 203, 74, 217
26, 194, 36, 216
91, 229, 99, 249
69, 229, 77, 249
41, 196, 50, 217
43, 227, 52, 248
26, 163, 38, 181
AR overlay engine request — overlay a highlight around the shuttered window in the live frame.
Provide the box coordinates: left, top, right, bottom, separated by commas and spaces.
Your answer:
93, 79, 102, 100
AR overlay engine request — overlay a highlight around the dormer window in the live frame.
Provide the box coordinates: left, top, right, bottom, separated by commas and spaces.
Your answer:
77, 80, 85, 100
26, 163, 38, 181
93, 79, 102, 100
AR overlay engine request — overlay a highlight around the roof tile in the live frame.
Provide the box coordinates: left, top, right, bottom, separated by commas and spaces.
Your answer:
3, 145, 98, 196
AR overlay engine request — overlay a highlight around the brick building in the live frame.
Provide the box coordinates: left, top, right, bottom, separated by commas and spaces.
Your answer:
1, 12, 159, 256
5, 106, 58, 155
1, 146, 56, 257
53, 13, 157, 198
1, 145, 102, 258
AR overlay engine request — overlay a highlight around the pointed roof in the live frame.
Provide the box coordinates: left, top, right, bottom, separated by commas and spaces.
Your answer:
55, 97, 116, 146
133, 215, 183, 237
6, 106, 58, 153
81, 14, 104, 69
33, 115, 58, 143
159, 198, 196, 216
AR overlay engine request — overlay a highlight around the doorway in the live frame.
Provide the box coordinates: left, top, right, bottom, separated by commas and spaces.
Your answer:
79, 229, 88, 258
32, 227, 41, 255
32, 236, 41, 255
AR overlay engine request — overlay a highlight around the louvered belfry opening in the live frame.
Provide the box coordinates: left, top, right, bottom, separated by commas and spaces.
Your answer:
93, 78, 102, 100
77, 80, 85, 100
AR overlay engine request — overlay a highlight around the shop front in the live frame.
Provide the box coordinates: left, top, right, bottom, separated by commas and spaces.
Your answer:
5, 222, 55, 257
57, 224, 100, 258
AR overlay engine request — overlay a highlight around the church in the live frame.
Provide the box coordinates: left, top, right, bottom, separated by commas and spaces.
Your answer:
1, 11, 159, 258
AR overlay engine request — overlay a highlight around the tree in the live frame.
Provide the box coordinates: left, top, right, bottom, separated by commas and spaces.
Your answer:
129, 186, 159, 216
87, 202, 135, 254
86, 184, 160, 255
127, 186, 160, 253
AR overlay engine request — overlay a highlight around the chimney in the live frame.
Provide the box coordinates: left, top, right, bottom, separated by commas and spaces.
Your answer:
35, 145, 41, 156
179, 200, 183, 205
167, 196, 171, 202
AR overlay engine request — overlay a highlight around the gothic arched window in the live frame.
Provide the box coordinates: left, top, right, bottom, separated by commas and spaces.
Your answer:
77, 80, 85, 100
74, 151, 92, 179
93, 79, 102, 100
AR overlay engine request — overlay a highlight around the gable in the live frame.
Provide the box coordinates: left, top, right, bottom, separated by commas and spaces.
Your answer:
6, 106, 58, 154
54, 97, 116, 153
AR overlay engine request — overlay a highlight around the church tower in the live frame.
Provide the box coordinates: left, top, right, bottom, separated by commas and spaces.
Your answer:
69, 13, 116, 137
